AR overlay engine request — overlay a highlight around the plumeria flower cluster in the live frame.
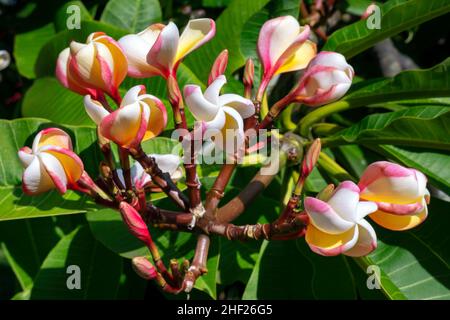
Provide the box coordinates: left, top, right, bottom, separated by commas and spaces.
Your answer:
17, 15, 431, 294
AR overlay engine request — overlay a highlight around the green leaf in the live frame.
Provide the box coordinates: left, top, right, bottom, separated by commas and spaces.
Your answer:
202, 0, 232, 7
13, 23, 56, 79
35, 20, 128, 78
242, 240, 356, 299
268, 0, 300, 18
345, 59, 450, 103
30, 226, 123, 299
299, 59, 450, 136
373, 145, 450, 195
342, 0, 380, 16
0, 218, 60, 290
87, 207, 195, 259
357, 198, 450, 300
323, 106, 450, 150
323, 0, 450, 58
22, 77, 93, 126
185, 0, 271, 81
54, 1, 93, 32
101, 0, 162, 33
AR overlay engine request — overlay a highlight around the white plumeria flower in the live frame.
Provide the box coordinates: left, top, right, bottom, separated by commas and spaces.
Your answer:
117, 154, 182, 189
256, 15, 317, 99
18, 128, 84, 195
358, 161, 430, 231
118, 19, 215, 78
83, 85, 167, 149
56, 32, 128, 101
304, 181, 378, 257
183, 75, 255, 157
291, 51, 354, 107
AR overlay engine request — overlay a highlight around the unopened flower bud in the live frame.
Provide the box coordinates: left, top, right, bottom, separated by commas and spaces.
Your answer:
243, 58, 254, 89
132, 256, 158, 280
208, 49, 228, 85
119, 202, 151, 244
301, 138, 321, 178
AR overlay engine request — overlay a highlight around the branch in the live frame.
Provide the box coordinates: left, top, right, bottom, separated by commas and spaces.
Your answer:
129, 145, 190, 210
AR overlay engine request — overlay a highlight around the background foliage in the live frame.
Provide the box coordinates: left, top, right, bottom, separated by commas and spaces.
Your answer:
0, 0, 449, 300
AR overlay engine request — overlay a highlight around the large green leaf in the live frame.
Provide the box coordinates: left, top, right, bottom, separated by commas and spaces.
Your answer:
373, 145, 450, 195
242, 240, 357, 299
323, 106, 450, 150
324, 0, 450, 58
0, 218, 60, 290
100, 0, 162, 33
13, 23, 56, 79
22, 77, 93, 126
358, 198, 450, 300
185, 0, 270, 81
54, 1, 93, 32
30, 226, 123, 299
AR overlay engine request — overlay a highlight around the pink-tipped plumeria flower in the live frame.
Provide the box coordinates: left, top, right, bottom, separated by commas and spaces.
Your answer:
358, 161, 430, 231
257, 15, 317, 99
56, 32, 128, 101
290, 51, 354, 107
84, 85, 167, 149
116, 154, 183, 190
304, 181, 378, 257
183, 75, 255, 156
119, 19, 215, 79
18, 128, 84, 195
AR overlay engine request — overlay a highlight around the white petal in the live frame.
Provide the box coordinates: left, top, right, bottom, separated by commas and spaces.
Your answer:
344, 219, 377, 257
121, 85, 143, 106
204, 75, 226, 105
18, 148, 35, 167
268, 16, 300, 64
304, 197, 355, 234
218, 93, 255, 119
151, 154, 181, 176
203, 108, 226, 132
327, 181, 360, 222
84, 95, 109, 124
22, 157, 56, 195
184, 85, 220, 121
356, 201, 378, 221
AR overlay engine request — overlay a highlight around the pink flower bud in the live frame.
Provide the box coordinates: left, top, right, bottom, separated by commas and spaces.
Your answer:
132, 256, 158, 280
208, 49, 228, 85
301, 138, 321, 178
243, 58, 255, 89
291, 51, 354, 107
119, 202, 151, 244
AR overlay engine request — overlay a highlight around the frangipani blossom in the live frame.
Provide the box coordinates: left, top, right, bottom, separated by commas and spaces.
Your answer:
119, 19, 215, 78
84, 85, 167, 149
359, 161, 430, 231
257, 15, 317, 99
18, 128, 84, 195
183, 75, 255, 156
290, 51, 354, 107
117, 154, 183, 190
56, 32, 128, 101
305, 181, 378, 257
